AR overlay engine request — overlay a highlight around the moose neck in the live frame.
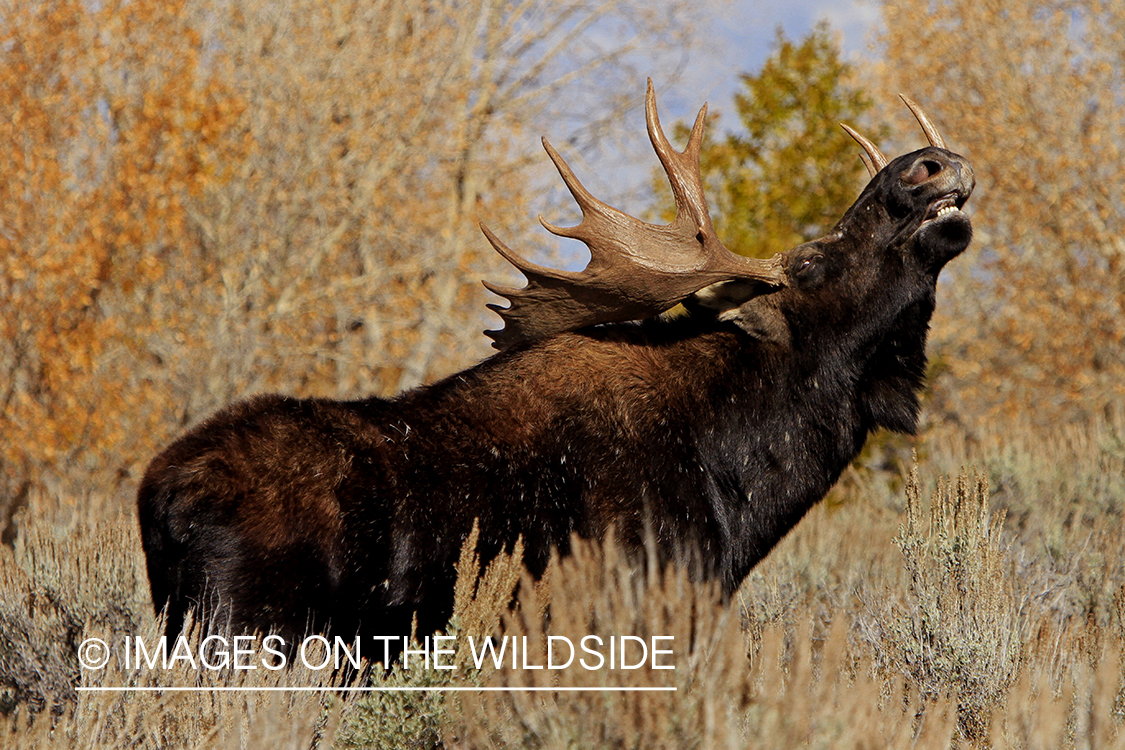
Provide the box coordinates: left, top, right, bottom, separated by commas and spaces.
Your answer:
689, 292, 934, 590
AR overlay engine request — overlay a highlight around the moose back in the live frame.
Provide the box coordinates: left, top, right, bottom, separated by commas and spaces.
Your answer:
138, 82, 974, 644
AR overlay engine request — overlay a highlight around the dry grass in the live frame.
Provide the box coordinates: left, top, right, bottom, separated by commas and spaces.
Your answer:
3, 415, 1124, 748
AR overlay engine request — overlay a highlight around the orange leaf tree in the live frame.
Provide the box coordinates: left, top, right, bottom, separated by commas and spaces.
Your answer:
0, 0, 706, 528
0, 0, 246, 512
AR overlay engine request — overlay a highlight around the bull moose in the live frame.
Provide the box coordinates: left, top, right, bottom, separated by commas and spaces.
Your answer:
137, 81, 974, 645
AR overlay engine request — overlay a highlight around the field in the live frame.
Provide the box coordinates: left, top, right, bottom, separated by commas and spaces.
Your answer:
2, 414, 1122, 748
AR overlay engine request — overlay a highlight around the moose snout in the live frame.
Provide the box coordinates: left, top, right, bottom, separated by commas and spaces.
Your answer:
949, 155, 975, 197
902, 151, 975, 204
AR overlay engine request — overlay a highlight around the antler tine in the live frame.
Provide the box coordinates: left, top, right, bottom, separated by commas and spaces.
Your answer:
898, 94, 946, 149
537, 138, 625, 242
840, 122, 888, 176
855, 150, 877, 179
644, 78, 713, 236
481, 81, 787, 351
479, 223, 600, 342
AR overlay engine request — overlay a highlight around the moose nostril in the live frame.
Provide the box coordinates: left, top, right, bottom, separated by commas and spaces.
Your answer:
903, 159, 942, 185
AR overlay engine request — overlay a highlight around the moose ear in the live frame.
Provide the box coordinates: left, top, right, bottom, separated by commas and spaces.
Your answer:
688, 281, 789, 345
728, 301, 790, 345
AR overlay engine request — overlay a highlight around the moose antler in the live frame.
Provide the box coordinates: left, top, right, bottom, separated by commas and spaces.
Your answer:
481, 79, 787, 350
840, 123, 888, 178
841, 95, 948, 178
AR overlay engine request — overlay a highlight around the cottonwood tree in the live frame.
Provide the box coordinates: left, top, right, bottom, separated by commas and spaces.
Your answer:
871, 0, 1125, 428
0, 0, 248, 529
0, 0, 708, 525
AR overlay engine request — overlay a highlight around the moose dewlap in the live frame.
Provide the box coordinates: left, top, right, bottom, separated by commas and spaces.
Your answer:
137, 81, 974, 645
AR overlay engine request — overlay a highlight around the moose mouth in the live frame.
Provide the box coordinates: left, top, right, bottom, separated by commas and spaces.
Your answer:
921, 192, 964, 225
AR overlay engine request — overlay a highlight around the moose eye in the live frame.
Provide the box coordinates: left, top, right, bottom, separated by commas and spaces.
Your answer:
795, 254, 821, 273
792, 252, 826, 289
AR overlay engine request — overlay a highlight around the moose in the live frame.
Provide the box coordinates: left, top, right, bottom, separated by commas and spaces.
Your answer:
137, 81, 974, 646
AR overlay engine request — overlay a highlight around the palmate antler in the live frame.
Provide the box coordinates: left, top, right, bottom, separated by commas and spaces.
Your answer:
481, 79, 788, 350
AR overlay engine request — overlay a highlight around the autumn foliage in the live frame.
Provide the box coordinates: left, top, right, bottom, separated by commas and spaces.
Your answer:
0, 0, 248, 508
0, 0, 698, 524
3, 0, 1121, 528
871, 0, 1125, 429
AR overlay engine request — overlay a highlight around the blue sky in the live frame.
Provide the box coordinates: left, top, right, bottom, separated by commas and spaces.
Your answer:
681, 0, 881, 121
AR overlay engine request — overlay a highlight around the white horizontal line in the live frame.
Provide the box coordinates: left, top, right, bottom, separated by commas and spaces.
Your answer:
79, 686, 676, 693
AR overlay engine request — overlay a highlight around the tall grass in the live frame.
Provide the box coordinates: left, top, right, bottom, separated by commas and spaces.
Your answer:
3, 416, 1124, 748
